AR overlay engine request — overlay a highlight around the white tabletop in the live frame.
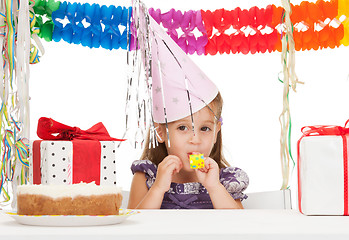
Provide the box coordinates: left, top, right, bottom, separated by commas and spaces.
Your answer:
1, 209, 349, 240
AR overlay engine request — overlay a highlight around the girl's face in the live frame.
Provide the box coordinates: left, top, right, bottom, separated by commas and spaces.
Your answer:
157, 106, 221, 172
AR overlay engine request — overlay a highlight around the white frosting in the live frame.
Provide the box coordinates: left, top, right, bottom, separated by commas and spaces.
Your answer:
17, 182, 122, 199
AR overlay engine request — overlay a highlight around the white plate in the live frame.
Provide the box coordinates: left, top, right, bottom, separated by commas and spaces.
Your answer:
5, 209, 139, 226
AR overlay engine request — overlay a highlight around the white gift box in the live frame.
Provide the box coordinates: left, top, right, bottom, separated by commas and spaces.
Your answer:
298, 133, 349, 215
29, 140, 117, 186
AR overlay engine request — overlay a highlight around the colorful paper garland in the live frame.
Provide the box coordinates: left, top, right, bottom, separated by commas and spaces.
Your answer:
31, 0, 349, 54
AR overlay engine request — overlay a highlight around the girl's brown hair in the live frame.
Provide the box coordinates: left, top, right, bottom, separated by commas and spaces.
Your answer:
140, 92, 230, 168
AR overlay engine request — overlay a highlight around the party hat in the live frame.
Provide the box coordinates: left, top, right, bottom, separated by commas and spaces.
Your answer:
150, 16, 218, 123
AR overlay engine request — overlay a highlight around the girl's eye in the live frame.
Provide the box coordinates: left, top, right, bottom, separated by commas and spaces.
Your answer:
201, 126, 211, 132
178, 126, 188, 131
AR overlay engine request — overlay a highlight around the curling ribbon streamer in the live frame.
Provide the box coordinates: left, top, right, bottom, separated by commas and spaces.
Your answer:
51, 2, 132, 50
5, 0, 15, 83
279, 0, 303, 190
0, 0, 37, 206
297, 122, 349, 215
27, 0, 47, 64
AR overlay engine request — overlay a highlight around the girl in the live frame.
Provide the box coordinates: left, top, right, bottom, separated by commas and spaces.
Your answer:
128, 15, 248, 209
128, 92, 249, 209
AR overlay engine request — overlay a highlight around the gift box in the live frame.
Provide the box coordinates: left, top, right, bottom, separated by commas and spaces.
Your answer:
29, 140, 117, 185
298, 123, 349, 215
29, 117, 125, 186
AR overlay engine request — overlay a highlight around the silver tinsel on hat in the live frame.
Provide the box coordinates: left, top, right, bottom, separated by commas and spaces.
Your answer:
121, 0, 158, 149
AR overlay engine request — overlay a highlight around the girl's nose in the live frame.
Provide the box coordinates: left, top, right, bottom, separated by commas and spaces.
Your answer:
189, 131, 201, 144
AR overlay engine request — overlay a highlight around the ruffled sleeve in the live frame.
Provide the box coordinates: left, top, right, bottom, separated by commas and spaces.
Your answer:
219, 167, 249, 201
130, 160, 158, 189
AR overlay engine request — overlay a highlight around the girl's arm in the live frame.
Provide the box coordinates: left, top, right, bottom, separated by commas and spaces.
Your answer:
127, 172, 165, 209
128, 156, 182, 209
195, 157, 244, 209
206, 183, 243, 209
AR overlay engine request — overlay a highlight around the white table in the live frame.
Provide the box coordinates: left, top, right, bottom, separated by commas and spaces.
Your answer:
1, 209, 349, 240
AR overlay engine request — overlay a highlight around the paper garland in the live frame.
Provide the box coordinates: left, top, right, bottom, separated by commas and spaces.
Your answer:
31, 0, 349, 54
150, 0, 348, 54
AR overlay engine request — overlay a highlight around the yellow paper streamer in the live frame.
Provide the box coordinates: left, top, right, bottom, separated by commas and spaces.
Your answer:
338, 0, 349, 46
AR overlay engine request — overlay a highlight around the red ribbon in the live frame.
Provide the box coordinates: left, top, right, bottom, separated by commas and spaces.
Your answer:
37, 117, 125, 141
298, 120, 349, 215
300, 121, 349, 137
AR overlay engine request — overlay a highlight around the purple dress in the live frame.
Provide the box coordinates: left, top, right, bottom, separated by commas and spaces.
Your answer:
131, 160, 249, 209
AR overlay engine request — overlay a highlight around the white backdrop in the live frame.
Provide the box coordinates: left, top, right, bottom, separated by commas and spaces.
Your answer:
29, 0, 349, 207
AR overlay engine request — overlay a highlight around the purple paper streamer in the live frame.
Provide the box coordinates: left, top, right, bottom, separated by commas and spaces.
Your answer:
148, 8, 208, 55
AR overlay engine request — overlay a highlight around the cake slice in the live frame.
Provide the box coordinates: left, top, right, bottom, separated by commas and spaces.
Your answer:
17, 183, 122, 215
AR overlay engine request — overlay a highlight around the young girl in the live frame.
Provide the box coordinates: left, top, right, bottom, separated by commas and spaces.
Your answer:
128, 15, 248, 209
128, 91, 249, 209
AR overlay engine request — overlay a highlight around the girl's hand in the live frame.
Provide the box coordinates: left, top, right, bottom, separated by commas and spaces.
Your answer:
152, 155, 183, 194
195, 157, 221, 191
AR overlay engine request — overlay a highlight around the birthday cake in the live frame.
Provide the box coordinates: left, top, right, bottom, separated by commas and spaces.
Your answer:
17, 183, 122, 215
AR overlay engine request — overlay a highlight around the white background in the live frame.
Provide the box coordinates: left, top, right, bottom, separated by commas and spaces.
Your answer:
29, 0, 349, 206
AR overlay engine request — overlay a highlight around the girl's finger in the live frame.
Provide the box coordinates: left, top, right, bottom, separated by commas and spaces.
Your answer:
169, 161, 182, 174
164, 162, 177, 176
203, 158, 210, 171
162, 156, 180, 168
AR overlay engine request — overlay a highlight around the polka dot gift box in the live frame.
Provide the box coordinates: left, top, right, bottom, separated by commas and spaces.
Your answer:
29, 118, 125, 186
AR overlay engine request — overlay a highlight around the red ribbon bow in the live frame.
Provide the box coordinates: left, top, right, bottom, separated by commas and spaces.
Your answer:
37, 117, 125, 141
301, 120, 349, 137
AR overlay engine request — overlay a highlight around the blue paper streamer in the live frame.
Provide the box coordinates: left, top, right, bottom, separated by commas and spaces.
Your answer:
52, 2, 132, 50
